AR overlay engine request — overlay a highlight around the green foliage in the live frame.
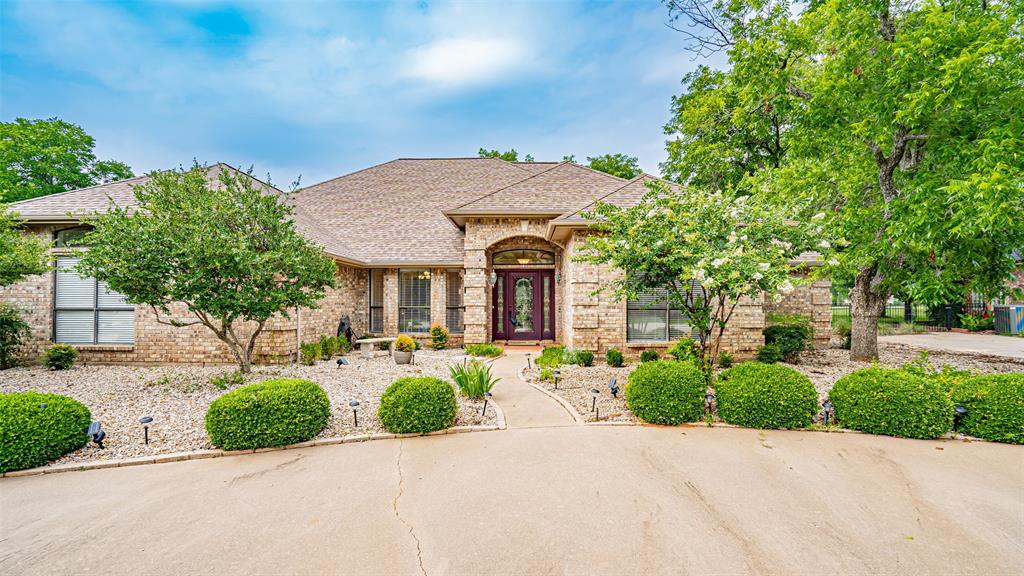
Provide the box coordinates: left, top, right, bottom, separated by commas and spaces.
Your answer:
586, 153, 641, 179
77, 163, 337, 373
716, 363, 817, 429
42, 344, 77, 370
0, 117, 134, 202
0, 303, 30, 369
205, 378, 330, 450
429, 324, 449, 350
0, 391, 92, 472
465, 343, 503, 358
535, 345, 565, 368
606, 348, 625, 368
478, 148, 533, 162
717, 351, 733, 369
449, 360, 500, 399
300, 342, 321, 366
640, 349, 660, 363
394, 334, 416, 353
576, 350, 594, 367
833, 317, 852, 350
0, 204, 49, 286
336, 334, 351, 353
763, 324, 811, 363
755, 344, 783, 364
625, 360, 706, 425
667, 338, 697, 361
319, 335, 338, 359
958, 313, 995, 332
210, 370, 245, 390
901, 351, 974, 393
378, 376, 457, 434
539, 368, 555, 381
829, 367, 953, 439
950, 373, 1024, 444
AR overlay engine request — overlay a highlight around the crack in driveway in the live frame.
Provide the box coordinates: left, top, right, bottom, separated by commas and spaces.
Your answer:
393, 440, 427, 576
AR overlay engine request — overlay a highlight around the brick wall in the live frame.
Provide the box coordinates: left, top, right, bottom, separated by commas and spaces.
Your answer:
762, 275, 833, 348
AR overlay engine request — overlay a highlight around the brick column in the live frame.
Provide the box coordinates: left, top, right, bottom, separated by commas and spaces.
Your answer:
430, 268, 447, 330
383, 269, 399, 335
463, 249, 488, 344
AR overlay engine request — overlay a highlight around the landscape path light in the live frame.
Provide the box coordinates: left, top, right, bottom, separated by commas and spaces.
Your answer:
953, 405, 968, 430
704, 393, 715, 413
608, 378, 619, 398
482, 391, 492, 416
526, 353, 531, 370
139, 416, 153, 445
590, 388, 600, 413
822, 400, 834, 426
349, 400, 361, 427
553, 369, 561, 390
87, 421, 105, 449
336, 357, 349, 368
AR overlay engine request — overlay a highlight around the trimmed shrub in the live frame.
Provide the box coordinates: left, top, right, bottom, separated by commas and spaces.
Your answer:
205, 378, 330, 450
829, 367, 953, 439
576, 350, 594, 367
43, 344, 77, 370
300, 342, 321, 365
667, 338, 697, 361
378, 376, 457, 433
430, 324, 449, 350
535, 345, 564, 368
950, 373, 1024, 444
763, 324, 811, 362
539, 368, 554, 381
755, 344, 783, 364
717, 351, 733, 369
715, 363, 817, 429
320, 335, 339, 359
606, 348, 624, 368
465, 343, 503, 357
336, 334, 351, 354
0, 303, 30, 370
625, 360, 705, 425
0, 391, 91, 473
395, 334, 416, 353
640, 349, 660, 363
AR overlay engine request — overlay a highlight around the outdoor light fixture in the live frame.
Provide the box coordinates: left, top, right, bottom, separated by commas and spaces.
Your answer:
704, 393, 715, 413
482, 391, 493, 416
608, 378, 619, 398
139, 416, 153, 445
526, 353, 531, 370
336, 357, 349, 368
488, 272, 497, 286
87, 421, 105, 449
953, 405, 967, 429
590, 388, 600, 413
555, 272, 561, 283
553, 369, 561, 390
349, 400, 361, 427
822, 400, 834, 426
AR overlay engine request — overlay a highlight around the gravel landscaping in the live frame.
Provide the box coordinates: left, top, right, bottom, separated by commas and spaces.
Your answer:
527, 342, 1024, 424
0, 349, 496, 466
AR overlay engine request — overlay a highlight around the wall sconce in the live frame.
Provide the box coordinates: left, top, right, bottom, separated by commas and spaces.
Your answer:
487, 271, 497, 286
555, 272, 561, 283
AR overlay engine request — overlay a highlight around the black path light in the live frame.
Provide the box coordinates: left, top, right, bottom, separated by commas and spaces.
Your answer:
953, 405, 968, 430
336, 357, 349, 368
553, 369, 561, 390
139, 416, 153, 445
349, 400, 361, 427
482, 391, 492, 416
526, 353, 531, 370
590, 388, 600, 413
705, 393, 715, 413
608, 378, 620, 398
822, 400, 834, 426
87, 421, 105, 449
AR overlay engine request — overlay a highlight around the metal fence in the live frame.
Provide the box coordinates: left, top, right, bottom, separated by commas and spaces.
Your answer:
831, 300, 987, 331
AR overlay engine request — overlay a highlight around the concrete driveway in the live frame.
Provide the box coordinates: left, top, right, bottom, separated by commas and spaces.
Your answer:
2, 425, 1022, 575
881, 332, 1024, 359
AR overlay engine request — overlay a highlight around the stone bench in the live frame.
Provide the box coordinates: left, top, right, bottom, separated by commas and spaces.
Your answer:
354, 337, 396, 359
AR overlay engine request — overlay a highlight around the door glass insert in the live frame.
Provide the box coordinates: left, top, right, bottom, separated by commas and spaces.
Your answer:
543, 274, 551, 335
513, 277, 534, 333
495, 276, 504, 333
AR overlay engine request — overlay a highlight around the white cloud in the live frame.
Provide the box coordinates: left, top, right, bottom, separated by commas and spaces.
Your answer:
403, 36, 532, 88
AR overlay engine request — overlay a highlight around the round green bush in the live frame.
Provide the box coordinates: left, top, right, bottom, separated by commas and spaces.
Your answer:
378, 376, 457, 434
0, 391, 91, 473
640, 349, 660, 363
606, 348, 624, 368
829, 367, 953, 439
576, 350, 595, 367
755, 343, 783, 364
625, 360, 705, 425
42, 344, 78, 370
715, 363, 817, 429
951, 373, 1024, 444
205, 378, 330, 450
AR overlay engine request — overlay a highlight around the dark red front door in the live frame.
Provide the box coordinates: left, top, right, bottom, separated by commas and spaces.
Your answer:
492, 270, 554, 341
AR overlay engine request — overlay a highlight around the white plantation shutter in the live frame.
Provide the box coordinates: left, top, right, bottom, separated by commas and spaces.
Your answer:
54, 256, 135, 344
55, 258, 95, 308
97, 310, 135, 344
446, 270, 464, 333
627, 283, 700, 342
97, 281, 130, 307
55, 310, 94, 343
399, 270, 431, 332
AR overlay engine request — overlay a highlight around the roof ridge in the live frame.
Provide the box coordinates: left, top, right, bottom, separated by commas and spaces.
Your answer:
293, 158, 405, 195
562, 161, 630, 183
212, 162, 288, 195
560, 174, 649, 221
8, 173, 151, 206
448, 161, 569, 212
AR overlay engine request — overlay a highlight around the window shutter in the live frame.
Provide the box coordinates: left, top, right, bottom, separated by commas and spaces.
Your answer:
55, 311, 94, 343
55, 257, 95, 308
97, 310, 135, 344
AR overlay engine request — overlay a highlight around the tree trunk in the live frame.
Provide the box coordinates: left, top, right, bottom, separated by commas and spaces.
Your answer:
849, 268, 889, 361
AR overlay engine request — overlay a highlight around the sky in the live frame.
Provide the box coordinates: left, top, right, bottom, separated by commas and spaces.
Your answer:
1, 0, 706, 187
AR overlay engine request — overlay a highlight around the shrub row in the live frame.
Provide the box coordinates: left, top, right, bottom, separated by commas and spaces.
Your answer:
625, 360, 705, 425
465, 343, 503, 358
716, 363, 817, 429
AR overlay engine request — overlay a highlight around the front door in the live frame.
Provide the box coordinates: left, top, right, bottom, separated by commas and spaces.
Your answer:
492, 270, 554, 341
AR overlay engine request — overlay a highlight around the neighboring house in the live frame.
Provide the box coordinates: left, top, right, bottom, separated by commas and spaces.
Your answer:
1, 158, 830, 365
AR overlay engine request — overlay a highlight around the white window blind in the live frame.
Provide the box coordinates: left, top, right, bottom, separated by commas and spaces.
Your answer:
54, 257, 135, 345
626, 284, 701, 342
398, 270, 431, 333
446, 269, 464, 333
368, 269, 384, 333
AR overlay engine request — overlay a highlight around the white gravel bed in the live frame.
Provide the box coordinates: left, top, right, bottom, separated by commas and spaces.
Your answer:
0, 349, 495, 466
526, 363, 634, 423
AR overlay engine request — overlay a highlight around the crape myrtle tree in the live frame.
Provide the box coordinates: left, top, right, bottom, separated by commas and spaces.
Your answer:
0, 203, 48, 286
578, 180, 819, 381
663, 0, 1024, 360
78, 164, 337, 373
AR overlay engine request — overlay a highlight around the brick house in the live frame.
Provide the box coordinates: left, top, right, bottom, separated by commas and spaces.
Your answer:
1, 159, 830, 365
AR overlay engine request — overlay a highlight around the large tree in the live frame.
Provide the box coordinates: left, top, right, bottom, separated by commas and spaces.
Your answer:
664, 0, 1024, 360
478, 148, 534, 162
586, 153, 642, 179
0, 203, 48, 286
0, 118, 134, 203
78, 164, 337, 373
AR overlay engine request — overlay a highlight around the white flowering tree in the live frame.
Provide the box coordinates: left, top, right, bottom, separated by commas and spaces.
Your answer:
579, 181, 820, 375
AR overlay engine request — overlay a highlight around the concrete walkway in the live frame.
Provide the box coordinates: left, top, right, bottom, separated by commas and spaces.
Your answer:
2, 426, 1022, 575
489, 348, 577, 428
881, 332, 1024, 359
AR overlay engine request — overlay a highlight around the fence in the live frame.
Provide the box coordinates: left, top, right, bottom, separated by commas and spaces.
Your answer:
831, 300, 987, 331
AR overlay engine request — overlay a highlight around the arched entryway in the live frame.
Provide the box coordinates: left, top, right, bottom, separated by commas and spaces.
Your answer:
486, 237, 561, 343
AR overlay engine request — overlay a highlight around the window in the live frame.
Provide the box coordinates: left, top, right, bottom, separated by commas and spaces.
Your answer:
54, 256, 134, 344
399, 270, 431, 333
626, 286, 700, 342
492, 249, 555, 265
368, 269, 384, 333
54, 226, 91, 248
446, 269, 464, 333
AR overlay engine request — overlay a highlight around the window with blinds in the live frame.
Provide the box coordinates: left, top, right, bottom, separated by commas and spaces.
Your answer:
626, 285, 700, 342
54, 257, 135, 345
446, 269, 464, 333
368, 269, 384, 333
398, 270, 431, 333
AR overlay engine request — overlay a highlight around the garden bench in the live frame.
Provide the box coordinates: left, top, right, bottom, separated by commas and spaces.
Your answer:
354, 337, 396, 358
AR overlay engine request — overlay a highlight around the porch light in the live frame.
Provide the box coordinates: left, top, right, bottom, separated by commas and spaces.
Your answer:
608, 378, 619, 398
555, 272, 561, 283
349, 400, 361, 427
590, 388, 600, 413
482, 391, 492, 416
139, 416, 153, 445
822, 400, 834, 426
953, 405, 967, 429
516, 258, 531, 265
88, 421, 106, 449
488, 272, 497, 286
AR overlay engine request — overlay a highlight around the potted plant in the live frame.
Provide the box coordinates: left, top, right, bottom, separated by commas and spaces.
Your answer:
393, 334, 416, 365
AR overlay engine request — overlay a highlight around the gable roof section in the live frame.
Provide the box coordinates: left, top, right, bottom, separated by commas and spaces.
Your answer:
9, 174, 152, 222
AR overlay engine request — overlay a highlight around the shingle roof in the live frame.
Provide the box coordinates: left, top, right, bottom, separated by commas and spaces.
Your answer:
554, 174, 669, 223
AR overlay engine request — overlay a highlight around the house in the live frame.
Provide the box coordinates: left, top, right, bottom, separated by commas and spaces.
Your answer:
1, 158, 831, 365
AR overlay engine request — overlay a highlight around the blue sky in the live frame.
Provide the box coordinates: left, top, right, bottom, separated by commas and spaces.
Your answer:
1, 0, 704, 187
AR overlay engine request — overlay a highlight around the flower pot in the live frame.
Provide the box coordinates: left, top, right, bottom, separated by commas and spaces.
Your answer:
394, 350, 413, 365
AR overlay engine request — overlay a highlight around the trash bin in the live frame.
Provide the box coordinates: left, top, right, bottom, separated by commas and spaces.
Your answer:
993, 305, 1024, 335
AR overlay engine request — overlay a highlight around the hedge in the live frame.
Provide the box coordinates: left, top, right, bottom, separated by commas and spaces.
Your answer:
0, 391, 91, 473
625, 360, 705, 425
378, 376, 458, 434
829, 367, 953, 439
205, 378, 331, 450
950, 373, 1024, 444
763, 324, 811, 362
715, 363, 818, 429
